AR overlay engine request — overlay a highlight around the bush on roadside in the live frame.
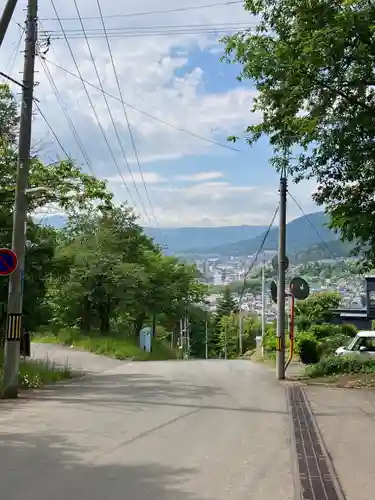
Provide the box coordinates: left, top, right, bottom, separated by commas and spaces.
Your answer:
310, 324, 340, 340
295, 332, 321, 364
339, 323, 358, 337
305, 355, 375, 378
320, 333, 351, 358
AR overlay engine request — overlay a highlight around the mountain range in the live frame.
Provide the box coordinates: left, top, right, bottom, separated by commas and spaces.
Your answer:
177, 212, 340, 257
38, 211, 351, 259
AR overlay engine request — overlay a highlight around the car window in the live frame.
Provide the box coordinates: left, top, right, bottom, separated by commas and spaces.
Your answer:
357, 337, 375, 351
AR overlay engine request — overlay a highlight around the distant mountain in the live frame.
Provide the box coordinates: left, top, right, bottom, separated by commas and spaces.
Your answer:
37, 216, 268, 254
144, 226, 268, 254
291, 239, 355, 264
183, 212, 339, 257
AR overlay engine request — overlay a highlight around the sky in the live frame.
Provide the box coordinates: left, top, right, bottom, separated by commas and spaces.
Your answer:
0, 0, 319, 229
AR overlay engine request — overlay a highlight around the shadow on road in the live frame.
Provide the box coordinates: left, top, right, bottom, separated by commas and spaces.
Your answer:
17, 371, 291, 416
0, 430, 205, 500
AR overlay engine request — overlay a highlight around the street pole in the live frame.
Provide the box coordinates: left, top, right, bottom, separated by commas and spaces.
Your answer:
238, 308, 243, 356
261, 263, 266, 357
0, 0, 19, 49
205, 311, 208, 359
224, 321, 227, 360
2, 0, 37, 398
276, 171, 287, 380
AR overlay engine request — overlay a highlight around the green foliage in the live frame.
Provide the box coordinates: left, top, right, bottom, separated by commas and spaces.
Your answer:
295, 292, 341, 326
319, 333, 352, 359
223, 0, 375, 266
0, 351, 72, 389
305, 356, 375, 378
0, 86, 207, 359
34, 328, 178, 361
295, 332, 321, 365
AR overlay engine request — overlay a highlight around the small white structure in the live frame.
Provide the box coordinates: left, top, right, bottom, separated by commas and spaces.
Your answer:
139, 326, 152, 353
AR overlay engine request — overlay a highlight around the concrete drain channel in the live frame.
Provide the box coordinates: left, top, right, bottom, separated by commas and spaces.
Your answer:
287, 385, 345, 500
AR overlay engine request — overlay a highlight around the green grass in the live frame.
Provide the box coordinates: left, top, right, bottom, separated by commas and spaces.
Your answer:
33, 328, 178, 361
304, 355, 375, 378
0, 352, 73, 390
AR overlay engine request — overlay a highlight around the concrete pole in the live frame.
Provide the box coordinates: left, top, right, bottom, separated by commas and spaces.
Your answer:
238, 308, 243, 356
2, 0, 37, 398
276, 173, 287, 380
261, 264, 266, 357
0, 0, 19, 49
205, 311, 208, 359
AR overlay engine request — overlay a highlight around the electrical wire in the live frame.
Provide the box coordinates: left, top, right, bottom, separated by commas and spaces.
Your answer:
96, 0, 160, 230
71, 0, 152, 226
238, 205, 280, 307
288, 191, 365, 302
40, 1, 245, 21
41, 26, 254, 40
288, 192, 338, 261
49, 0, 141, 215
37, 53, 95, 172
0, 26, 24, 83
41, 58, 241, 153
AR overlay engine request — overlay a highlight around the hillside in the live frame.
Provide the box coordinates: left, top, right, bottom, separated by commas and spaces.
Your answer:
291, 239, 356, 264
182, 212, 339, 256
144, 225, 268, 253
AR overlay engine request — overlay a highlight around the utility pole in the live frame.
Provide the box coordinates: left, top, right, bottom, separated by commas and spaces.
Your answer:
0, 0, 19, 49
2, 0, 37, 398
205, 310, 208, 359
224, 321, 227, 360
261, 260, 266, 357
238, 308, 243, 356
276, 170, 287, 380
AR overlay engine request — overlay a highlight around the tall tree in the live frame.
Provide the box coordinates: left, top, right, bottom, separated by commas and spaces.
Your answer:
223, 0, 375, 265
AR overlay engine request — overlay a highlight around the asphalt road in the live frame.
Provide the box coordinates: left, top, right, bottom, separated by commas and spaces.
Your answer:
0, 346, 294, 500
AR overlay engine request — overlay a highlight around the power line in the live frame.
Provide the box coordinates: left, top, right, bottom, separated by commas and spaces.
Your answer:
41, 26, 254, 40
33, 100, 72, 159
96, 0, 159, 230
238, 205, 279, 306
37, 52, 95, 173
72, 0, 152, 226
288, 192, 337, 260
49, 0, 140, 213
42, 57, 241, 153
40, 1, 244, 21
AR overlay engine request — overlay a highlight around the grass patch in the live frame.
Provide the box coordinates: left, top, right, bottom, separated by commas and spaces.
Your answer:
34, 328, 178, 361
304, 355, 375, 380
0, 352, 73, 390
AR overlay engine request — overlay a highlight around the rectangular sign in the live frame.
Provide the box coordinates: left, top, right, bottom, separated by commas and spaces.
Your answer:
6, 313, 22, 340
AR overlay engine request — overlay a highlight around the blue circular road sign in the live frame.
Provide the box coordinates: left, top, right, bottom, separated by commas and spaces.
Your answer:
0, 248, 18, 276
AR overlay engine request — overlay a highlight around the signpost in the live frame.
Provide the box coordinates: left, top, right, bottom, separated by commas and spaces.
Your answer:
0, 248, 18, 276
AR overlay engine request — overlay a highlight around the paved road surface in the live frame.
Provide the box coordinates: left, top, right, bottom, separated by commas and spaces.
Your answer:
0, 346, 294, 500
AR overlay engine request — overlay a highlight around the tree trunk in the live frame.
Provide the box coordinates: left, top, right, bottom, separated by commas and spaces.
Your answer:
99, 299, 111, 335
81, 295, 91, 334
133, 311, 146, 338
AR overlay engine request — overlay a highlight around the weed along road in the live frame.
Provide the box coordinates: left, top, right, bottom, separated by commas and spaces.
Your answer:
0, 349, 294, 500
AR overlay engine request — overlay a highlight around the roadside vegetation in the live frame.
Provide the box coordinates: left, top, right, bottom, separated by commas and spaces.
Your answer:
0, 352, 73, 389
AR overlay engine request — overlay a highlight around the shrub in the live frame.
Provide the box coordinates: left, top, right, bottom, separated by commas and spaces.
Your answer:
295, 332, 321, 364
305, 355, 375, 378
320, 333, 351, 357
339, 323, 357, 337
310, 324, 340, 340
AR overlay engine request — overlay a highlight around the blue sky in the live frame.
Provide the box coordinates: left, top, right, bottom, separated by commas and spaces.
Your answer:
0, 0, 318, 228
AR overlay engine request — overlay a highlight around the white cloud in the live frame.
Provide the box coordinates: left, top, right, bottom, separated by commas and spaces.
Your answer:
0, 1, 319, 227
176, 171, 224, 182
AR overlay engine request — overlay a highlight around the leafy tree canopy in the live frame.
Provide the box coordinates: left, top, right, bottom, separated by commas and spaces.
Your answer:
223, 0, 375, 265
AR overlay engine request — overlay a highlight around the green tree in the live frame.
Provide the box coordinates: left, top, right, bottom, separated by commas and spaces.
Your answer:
0, 85, 112, 339
295, 291, 341, 327
223, 0, 375, 265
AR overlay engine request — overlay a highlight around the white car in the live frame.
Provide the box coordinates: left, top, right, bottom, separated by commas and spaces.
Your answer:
335, 331, 375, 357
